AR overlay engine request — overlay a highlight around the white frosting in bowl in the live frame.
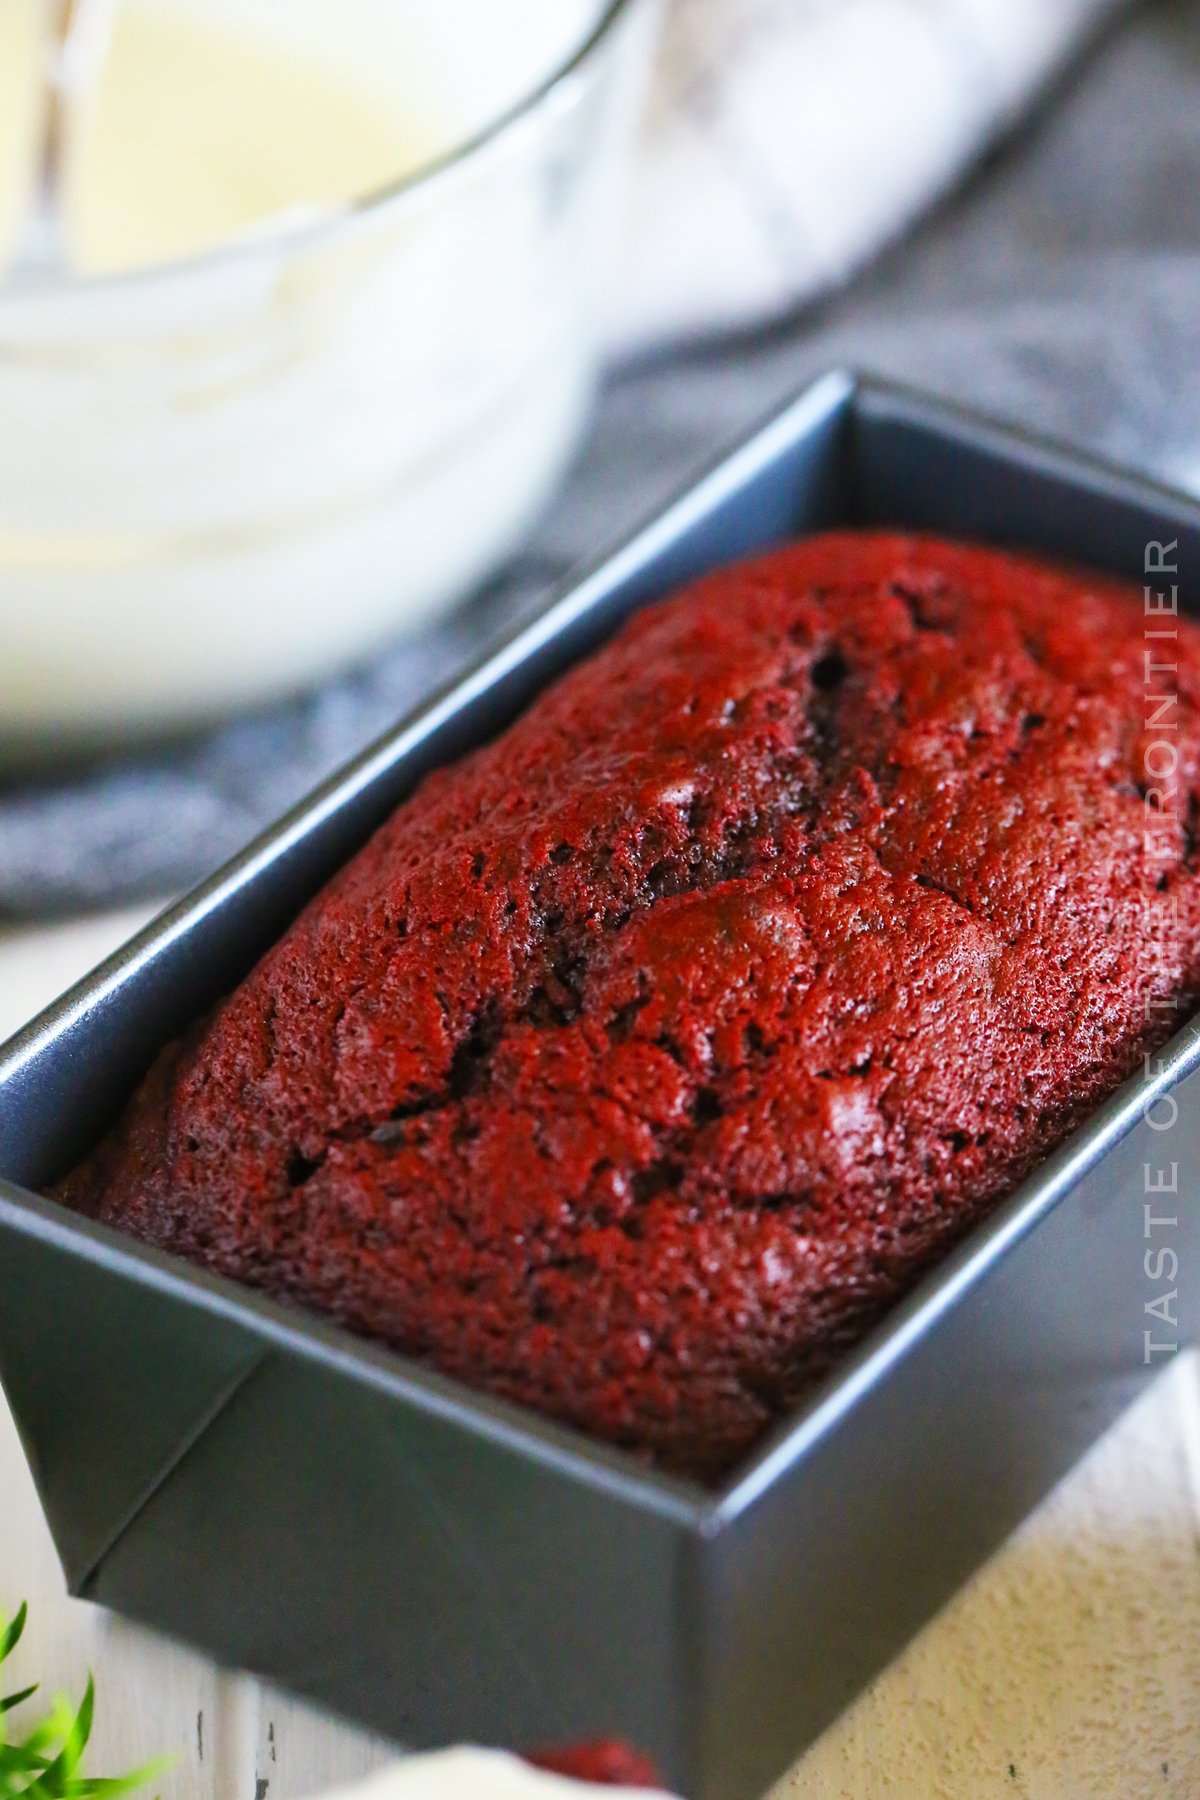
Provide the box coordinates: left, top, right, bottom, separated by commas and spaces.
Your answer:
0, 0, 653, 743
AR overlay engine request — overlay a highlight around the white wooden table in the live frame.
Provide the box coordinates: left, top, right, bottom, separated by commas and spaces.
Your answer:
2, 913, 1199, 1800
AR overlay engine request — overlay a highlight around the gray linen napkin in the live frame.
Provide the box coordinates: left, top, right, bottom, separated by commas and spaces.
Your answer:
2, 0, 1198, 914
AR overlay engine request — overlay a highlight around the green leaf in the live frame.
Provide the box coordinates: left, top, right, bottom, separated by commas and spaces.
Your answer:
0, 1607, 28, 1667
0, 1691, 38, 1718
63, 1755, 176, 1799
0, 1607, 174, 1800
35, 1679, 95, 1795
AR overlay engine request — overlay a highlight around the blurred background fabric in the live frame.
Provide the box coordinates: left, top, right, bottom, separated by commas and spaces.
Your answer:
3, 0, 1199, 913
619, 0, 1122, 339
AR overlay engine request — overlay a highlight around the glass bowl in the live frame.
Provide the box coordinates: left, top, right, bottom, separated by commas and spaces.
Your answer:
0, 0, 657, 745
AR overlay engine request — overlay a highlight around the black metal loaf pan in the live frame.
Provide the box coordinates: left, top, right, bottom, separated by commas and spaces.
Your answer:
2, 373, 1198, 1800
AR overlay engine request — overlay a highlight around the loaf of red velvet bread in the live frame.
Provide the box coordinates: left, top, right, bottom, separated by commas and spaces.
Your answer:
59, 533, 1200, 1481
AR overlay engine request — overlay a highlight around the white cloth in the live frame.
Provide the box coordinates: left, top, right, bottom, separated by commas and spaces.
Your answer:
621, 0, 1122, 340
303, 1754, 663, 1800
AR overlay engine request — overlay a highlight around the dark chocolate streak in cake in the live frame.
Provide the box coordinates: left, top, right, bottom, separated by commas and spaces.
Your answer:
59, 533, 1200, 1481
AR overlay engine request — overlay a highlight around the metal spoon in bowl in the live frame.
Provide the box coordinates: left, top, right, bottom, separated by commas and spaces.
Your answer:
9, 0, 115, 283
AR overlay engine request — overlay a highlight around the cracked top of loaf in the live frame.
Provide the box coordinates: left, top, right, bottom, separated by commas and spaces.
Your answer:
59, 532, 1200, 1481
